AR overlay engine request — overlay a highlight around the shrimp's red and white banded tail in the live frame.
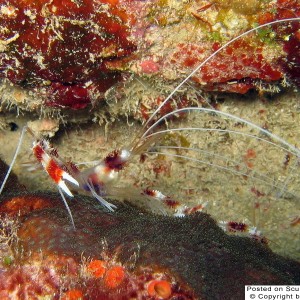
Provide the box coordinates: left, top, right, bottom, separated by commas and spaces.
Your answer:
32, 140, 79, 197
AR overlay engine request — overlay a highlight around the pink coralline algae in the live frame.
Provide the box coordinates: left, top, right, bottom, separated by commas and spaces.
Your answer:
169, 40, 283, 94
139, 59, 160, 74
0, 159, 299, 299
161, 0, 300, 94
0, 0, 136, 109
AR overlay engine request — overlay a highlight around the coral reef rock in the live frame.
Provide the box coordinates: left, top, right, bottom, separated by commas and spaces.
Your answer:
0, 0, 299, 121
0, 0, 136, 109
0, 159, 299, 299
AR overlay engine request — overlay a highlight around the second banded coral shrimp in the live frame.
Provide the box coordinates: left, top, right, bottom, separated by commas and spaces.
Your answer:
0, 17, 299, 257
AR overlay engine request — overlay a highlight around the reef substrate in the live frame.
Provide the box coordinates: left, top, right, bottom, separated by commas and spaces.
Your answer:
0, 0, 299, 121
0, 160, 299, 299
0, 0, 136, 110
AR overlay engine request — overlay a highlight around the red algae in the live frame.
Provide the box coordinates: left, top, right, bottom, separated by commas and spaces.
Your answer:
256, 0, 300, 87
0, 0, 136, 109
160, 0, 299, 94
123, 0, 300, 121
169, 40, 283, 94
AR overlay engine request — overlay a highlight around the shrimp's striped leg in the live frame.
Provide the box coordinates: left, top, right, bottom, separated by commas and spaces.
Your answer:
142, 188, 207, 217
85, 179, 117, 212
58, 187, 76, 229
219, 221, 268, 244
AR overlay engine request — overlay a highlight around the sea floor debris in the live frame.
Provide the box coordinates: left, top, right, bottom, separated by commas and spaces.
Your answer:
0, 159, 299, 299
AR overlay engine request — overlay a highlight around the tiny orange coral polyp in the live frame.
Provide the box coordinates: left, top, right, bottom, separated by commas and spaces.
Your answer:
87, 259, 107, 278
104, 266, 125, 289
62, 289, 83, 300
147, 280, 172, 299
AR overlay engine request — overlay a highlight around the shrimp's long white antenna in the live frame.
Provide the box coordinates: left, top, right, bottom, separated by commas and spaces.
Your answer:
147, 127, 296, 156
147, 150, 299, 200
143, 107, 300, 157
58, 187, 76, 229
0, 126, 28, 195
144, 17, 300, 127
152, 145, 274, 182
276, 157, 300, 199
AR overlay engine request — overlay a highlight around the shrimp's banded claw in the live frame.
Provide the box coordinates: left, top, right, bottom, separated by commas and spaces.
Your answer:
58, 178, 76, 198
32, 141, 79, 197
30, 137, 80, 229
0, 125, 80, 228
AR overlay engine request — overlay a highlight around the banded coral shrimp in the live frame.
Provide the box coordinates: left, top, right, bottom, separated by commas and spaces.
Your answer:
0, 16, 299, 259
